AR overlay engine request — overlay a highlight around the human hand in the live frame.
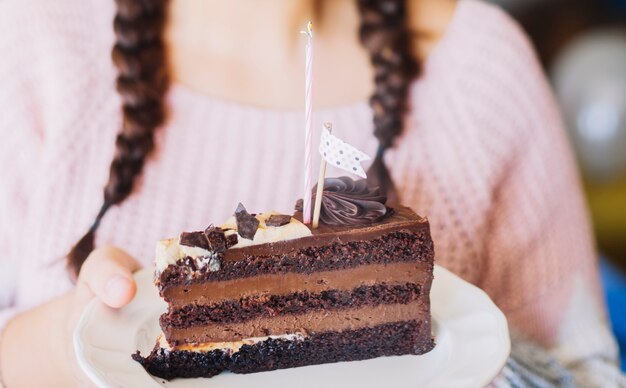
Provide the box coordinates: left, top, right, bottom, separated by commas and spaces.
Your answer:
0, 246, 141, 387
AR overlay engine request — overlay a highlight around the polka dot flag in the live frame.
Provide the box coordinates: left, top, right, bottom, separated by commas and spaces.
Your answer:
319, 125, 371, 178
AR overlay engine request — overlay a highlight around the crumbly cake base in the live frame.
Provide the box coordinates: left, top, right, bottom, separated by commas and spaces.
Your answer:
132, 320, 434, 380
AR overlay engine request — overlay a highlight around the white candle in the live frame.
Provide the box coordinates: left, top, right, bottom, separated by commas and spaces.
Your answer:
302, 21, 314, 224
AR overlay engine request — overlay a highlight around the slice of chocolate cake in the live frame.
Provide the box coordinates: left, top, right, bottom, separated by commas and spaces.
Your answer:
133, 177, 435, 380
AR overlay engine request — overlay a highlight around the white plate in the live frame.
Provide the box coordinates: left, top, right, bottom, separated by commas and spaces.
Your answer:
75, 265, 510, 388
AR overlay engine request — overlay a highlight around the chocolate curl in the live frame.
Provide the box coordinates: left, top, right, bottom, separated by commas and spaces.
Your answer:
296, 177, 391, 227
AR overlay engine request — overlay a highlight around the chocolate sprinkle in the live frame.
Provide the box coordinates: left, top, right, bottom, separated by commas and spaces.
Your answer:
234, 203, 259, 240
179, 231, 210, 250
226, 233, 238, 248
204, 226, 227, 253
265, 214, 292, 227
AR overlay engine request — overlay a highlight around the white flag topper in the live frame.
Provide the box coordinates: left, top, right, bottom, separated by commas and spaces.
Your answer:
319, 126, 371, 178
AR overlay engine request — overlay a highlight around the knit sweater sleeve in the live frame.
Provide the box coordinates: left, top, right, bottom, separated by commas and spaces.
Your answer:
1, 6, 40, 380
0, 0, 47, 334
470, 4, 602, 345
465, 5, 623, 385
0, 1, 115, 336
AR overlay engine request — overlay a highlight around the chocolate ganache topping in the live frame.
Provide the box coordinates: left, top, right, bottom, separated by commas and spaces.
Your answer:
297, 176, 392, 226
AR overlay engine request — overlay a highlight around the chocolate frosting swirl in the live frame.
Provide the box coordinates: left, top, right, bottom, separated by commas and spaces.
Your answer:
297, 177, 392, 226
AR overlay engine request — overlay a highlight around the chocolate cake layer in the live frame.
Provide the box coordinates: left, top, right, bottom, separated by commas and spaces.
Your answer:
162, 282, 422, 327
159, 230, 433, 287
133, 320, 434, 380
163, 261, 431, 306
164, 299, 428, 346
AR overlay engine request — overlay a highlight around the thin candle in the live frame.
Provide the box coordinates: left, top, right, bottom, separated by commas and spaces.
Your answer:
301, 21, 314, 224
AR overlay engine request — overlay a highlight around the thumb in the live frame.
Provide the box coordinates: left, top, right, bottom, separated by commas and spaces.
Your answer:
75, 246, 142, 308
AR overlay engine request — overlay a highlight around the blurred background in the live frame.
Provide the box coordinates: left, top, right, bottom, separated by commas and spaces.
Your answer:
488, 0, 626, 370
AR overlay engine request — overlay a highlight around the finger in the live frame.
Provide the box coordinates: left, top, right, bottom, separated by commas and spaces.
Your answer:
76, 246, 142, 308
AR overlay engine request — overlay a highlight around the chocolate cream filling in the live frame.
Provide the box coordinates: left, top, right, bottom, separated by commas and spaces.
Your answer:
163, 261, 432, 306
161, 282, 423, 327
164, 299, 429, 346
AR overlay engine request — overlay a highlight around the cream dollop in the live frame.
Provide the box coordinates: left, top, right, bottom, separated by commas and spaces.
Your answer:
155, 212, 312, 272
221, 211, 311, 249
158, 331, 307, 354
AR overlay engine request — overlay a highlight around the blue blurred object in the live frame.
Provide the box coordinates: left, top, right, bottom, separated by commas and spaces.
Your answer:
601, 259, 626, 371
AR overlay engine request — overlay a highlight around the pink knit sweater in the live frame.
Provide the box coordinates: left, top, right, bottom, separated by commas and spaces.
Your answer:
0, 0, 620, 382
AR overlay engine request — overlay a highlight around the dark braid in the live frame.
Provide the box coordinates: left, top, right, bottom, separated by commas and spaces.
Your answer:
67, 0, 170, 278
357, 0, 419, 203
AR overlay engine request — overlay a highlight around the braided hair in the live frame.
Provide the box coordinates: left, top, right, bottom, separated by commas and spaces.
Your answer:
357, 0, 419, 202
67, 0, 169, 278
67, 0, 418, 277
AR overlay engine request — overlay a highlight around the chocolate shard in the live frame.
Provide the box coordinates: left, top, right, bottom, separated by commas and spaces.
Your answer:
204, 225, 227, 253
234, 203, 259, 240
235, 203, 247, 215
266, 214, 292, 227
226, 233, 238, 248
179, 231, 210, 250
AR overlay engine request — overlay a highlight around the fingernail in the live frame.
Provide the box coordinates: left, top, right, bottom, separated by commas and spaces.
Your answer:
105, 275, 132, 303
